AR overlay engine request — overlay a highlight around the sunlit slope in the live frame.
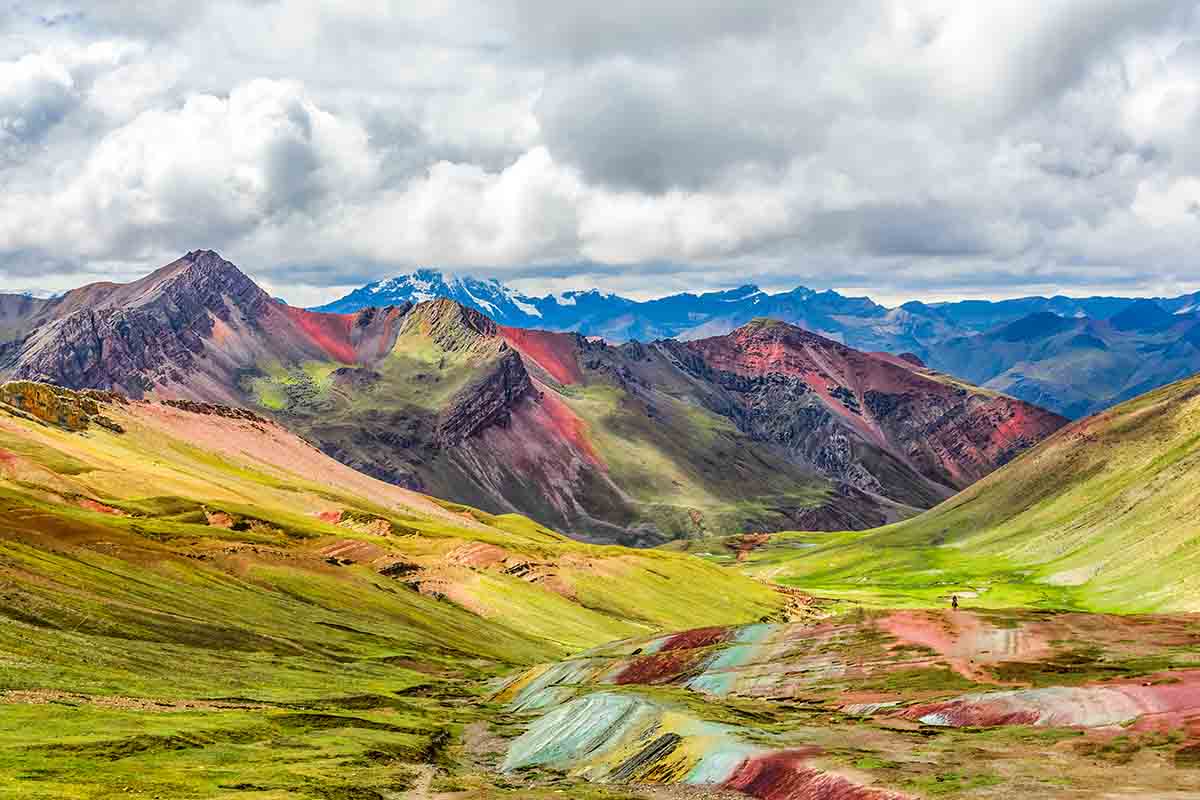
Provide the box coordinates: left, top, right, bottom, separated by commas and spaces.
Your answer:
0, 383, 786, 681
0, 382, 786, 797
737, 374, 1200, 612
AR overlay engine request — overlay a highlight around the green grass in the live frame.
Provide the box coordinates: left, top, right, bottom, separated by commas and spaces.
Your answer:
0, 429, 94, 474
0, 703, 439, 799
556, 383, 829, 539
731, 373, 1200, 612
0, 387, 790, 794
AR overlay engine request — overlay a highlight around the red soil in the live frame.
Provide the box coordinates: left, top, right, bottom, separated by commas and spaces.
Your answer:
877, 610, 1054, 682
536, 386, 603, 468
614, 647, 715, 686
903, 702, 1041, 727
281, 306, 358, 364
660, 626, 730, 653
908, 670, 1200, 731
984, 401, 1048, 450
77, 498, 124, 516
724, 750, 905, 800
501, 327, 584, 385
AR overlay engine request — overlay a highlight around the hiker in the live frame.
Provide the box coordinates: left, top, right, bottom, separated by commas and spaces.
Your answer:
951, 595, 959, 610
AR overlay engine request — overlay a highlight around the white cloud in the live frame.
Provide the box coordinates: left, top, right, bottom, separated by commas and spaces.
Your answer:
0, 78, 375, 260
0, 51, 76, 155
0, 1, 1199, 304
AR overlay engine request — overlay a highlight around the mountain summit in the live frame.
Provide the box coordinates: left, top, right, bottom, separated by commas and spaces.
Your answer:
316, 269, 1200, 417
317, 268, 550, 325
0, 252, 1066, 544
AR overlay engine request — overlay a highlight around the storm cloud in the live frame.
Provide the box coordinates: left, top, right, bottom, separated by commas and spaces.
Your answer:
0, 1, 1198, 305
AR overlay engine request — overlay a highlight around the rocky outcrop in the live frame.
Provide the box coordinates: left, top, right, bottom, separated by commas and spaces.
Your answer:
0, 380, 125, 432
670, 319, 1067, 506
10, 250, 271, 396
437, 348, 533, 444
159, 399, 273, 425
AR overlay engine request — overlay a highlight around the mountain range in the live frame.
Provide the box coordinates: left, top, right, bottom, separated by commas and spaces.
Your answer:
317, 269, 1200, 418
0, 250, 1064, 545
6, 254, 1200, 798
11, 336, 1200, 797
722, 364, 1200, 613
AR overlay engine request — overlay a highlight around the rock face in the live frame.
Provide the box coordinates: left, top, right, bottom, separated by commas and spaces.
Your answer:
0, 251, 1068, 544
12, 251, 271, 396
437, 348, 532, 444
0, 380, 125, 432
676, 319, 1066, 502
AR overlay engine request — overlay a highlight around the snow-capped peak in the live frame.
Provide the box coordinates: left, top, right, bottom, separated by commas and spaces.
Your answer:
718, 284, 764, 302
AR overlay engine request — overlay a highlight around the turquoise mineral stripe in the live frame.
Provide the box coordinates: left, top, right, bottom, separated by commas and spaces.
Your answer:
502, 691, 658, 772
684, 743, 762, 785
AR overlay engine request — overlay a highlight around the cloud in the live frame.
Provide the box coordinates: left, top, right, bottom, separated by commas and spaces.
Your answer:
489, 0, 810, 61
0, 78, 375, 261
0, 1, 1198, 304
535, 57, 814, 193
0, 52, 77, 155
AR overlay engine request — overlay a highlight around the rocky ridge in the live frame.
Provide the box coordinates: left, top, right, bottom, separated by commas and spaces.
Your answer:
0, 252, 1068, 543
0, 380, 126, 432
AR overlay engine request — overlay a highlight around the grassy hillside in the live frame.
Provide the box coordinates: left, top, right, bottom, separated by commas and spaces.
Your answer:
724, 373, 1200, 612
0, 382, 784, 798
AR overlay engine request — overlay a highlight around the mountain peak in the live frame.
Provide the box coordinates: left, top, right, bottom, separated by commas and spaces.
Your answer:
1109, 298, 1176, 332
400, 297, 501, 350
733, 316, 806, 338
314, 268, 547, 321
170, 249, 250, 282
183, 248, 228, 263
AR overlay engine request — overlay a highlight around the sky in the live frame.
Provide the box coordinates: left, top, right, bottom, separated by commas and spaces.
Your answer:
1, 1, 1199, 307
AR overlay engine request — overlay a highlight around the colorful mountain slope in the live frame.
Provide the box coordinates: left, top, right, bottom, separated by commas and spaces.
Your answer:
726, 371, 1200, 613
0, 250, 409, 403
497, 608, 1200, 799
487, 319, 1061, 537
315, 269, 1200, 419
242, 301, 853, 545
676, 319, 1065, 504
0, 251, 1064, 545
0, 380, 789, 798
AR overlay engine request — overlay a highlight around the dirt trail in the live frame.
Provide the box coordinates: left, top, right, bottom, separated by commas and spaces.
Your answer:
400, 764, 435, 800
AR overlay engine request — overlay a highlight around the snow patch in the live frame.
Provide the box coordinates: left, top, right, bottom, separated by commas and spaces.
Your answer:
511, 297, 542, 317
461, 284, 498, 315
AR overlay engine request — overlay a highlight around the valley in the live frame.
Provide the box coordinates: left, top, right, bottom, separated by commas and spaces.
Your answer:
0, 254, 1197, 799
0, 381, 786, 798
1, 372, 1200, 798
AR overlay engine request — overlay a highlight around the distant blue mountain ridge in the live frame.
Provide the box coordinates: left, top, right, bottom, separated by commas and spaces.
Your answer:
314, 268, 1200, 344
313, 269, 1200, 419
